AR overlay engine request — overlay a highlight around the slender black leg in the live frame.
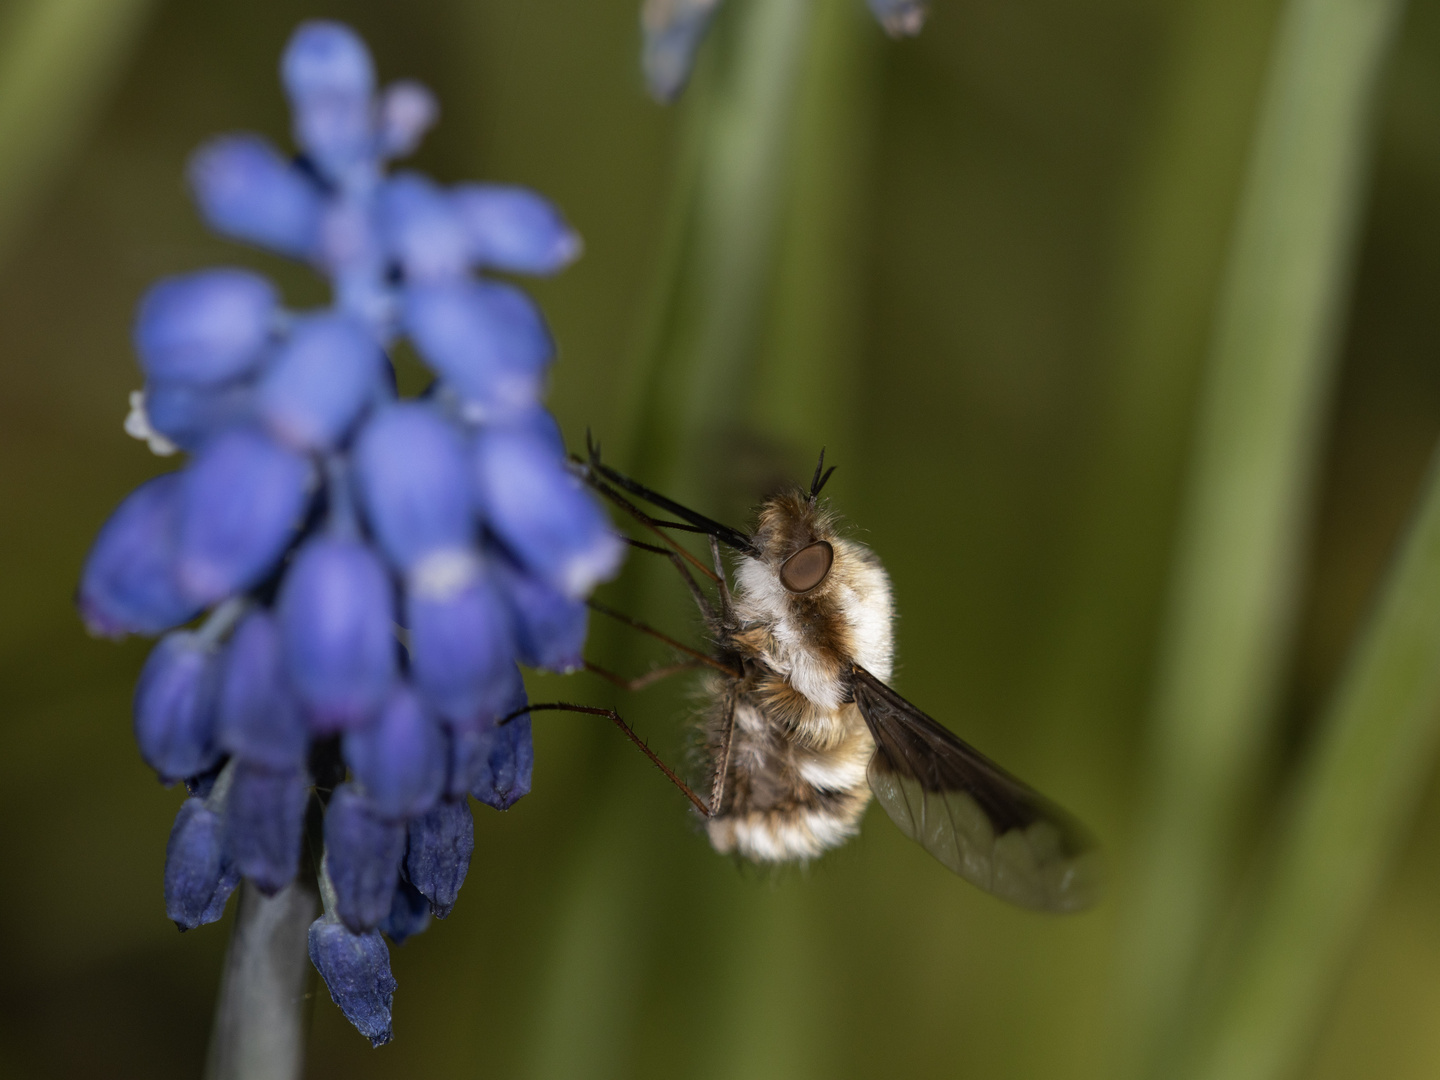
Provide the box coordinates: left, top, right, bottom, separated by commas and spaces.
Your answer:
503, 701, 711, 816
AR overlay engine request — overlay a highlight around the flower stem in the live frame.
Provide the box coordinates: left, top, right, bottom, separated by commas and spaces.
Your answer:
621, 0, 818, 499
203, 880, 319, 1080
1118, 0, 1406, 1074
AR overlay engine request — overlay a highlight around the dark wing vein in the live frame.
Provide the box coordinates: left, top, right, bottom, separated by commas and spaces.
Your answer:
851, 664, 1101, 913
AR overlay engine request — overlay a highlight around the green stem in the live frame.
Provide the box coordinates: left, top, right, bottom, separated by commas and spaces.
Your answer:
624, 0, 817, 503
1180, 439, 1440, 1080
525, 3, 825, 1075
0, 0, 157, 265
203, 881, 319, 1080
1119, 0, 1406, 1075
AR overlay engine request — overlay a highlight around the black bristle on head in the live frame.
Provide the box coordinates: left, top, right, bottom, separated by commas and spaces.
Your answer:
809, 449, 836, 502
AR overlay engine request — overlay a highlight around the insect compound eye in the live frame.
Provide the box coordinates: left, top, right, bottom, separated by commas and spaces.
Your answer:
779, 540, 834, 594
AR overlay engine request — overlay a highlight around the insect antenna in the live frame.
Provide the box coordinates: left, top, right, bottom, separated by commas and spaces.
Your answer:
501, 700, 712, 816
583, 432, 759, 556
808, 447, 836, 502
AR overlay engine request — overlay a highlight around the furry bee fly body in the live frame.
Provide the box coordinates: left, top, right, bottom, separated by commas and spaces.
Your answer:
703, 490, 893, 863
574, 447, 1102, 914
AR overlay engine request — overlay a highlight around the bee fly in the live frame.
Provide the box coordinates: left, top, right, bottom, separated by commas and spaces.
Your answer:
516, 445, 1101, 914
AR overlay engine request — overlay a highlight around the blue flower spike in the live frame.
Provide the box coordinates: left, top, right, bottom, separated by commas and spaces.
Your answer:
81, 19, 621, 1045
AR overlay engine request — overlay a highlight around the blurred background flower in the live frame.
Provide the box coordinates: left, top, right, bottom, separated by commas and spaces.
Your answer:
4, 0, 1440, 1078
640, 0, 925, 101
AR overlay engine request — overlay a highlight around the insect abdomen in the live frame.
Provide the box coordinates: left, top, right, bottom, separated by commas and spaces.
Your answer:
705, 697, 874, 863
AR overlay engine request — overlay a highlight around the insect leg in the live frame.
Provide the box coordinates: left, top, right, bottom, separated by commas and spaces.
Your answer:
708, 690, 736, 816
583, 658, 704, 692
621, 536, 715, 621
502, 701, 711, 816
709, 535, 731, 619
587, 599, 738, 677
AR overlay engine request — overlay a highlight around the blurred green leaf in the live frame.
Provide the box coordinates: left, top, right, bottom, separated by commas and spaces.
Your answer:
0, 0, 157, 264
1181, 437, 1440, 1080
1121, 0, 1408, 1074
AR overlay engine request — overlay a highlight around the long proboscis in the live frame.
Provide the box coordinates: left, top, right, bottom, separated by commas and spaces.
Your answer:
582, 437, 759, 556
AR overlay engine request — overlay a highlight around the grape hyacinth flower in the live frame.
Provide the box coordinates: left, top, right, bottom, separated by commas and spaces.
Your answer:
80, 20, 623, 1046
640, 0, 927, 102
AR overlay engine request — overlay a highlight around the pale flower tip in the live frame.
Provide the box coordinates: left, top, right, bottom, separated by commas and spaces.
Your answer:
124, 390, 180, 457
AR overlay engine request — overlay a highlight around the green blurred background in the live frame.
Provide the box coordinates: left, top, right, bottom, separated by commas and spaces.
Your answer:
4, 0, 1440, 1076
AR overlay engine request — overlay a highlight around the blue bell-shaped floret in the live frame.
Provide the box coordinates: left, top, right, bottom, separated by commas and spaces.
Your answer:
451, 183, 581, 276
353, 403, 473, 572
473, 424, 624, 599
278, 536, 397, 732
446, 663, 528, 797
189, 134, 325, 259
281, 21, 376, 181
175, 427, 315, 605
257, 313, 385, 452
376, 81, 437, 160
164, 796, 240, 930
308, 916, 396, 1046
494, 555, 588, 673
379, 877, 431, 944
216, 610, 311, 770
404, 797, 474, 918
325, 784, 408, 933
79, 473, 199, 638
342, 684, 446, 821
380, 172, 470, 282
134, 269, 278, 385
223, 761, 310, 895
142, 379, 255, 452
469, 713, 534, 811
403, 279, 552, 415
134, 631, 223, 782
405, 549, 514, 724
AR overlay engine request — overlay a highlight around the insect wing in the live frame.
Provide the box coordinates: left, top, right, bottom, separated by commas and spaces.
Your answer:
851, 665, 1100, 913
